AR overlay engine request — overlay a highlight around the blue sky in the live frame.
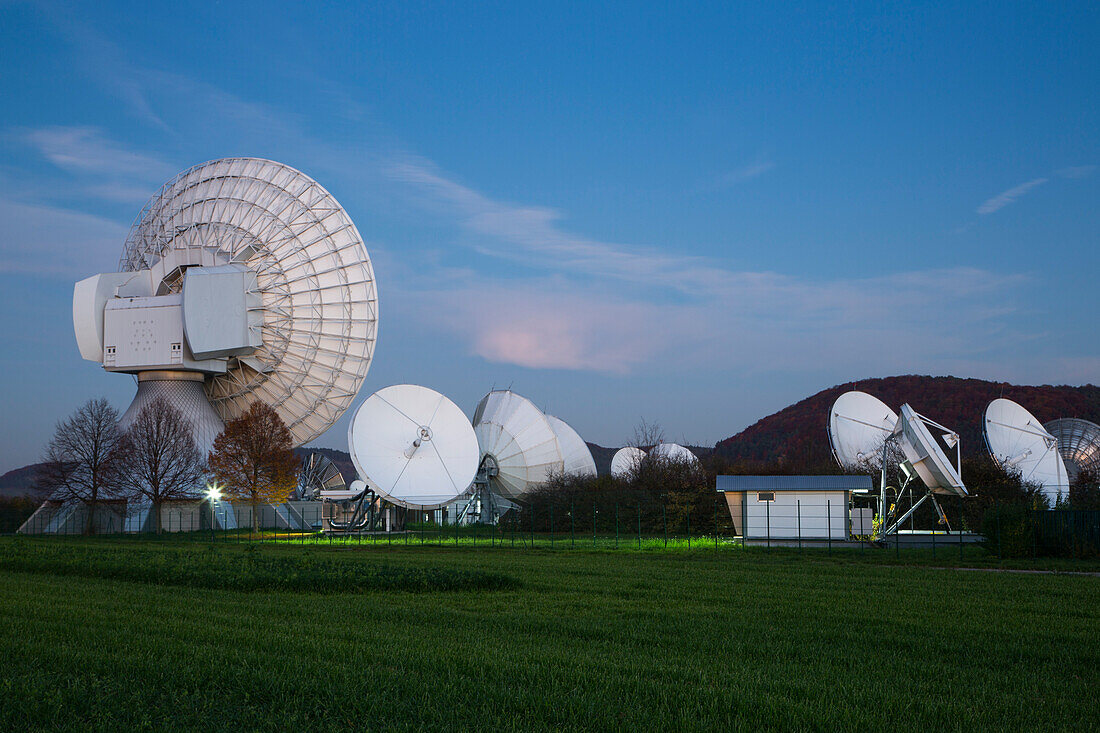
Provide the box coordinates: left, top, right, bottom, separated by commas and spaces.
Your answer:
0, 1, 1097, 473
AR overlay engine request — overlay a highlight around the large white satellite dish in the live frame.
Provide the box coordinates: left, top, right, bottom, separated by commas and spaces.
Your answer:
546, 415, 597, 477
610, 447, 646, 478
73, 158, 378, 452
472, 390, 565, 500
894, 404, 966, 496
348, 385, 479, 510
650, 442, 700, 465
1044, 418, 1100, 482
984, 399, 1069, 500
828, 391, 899, 469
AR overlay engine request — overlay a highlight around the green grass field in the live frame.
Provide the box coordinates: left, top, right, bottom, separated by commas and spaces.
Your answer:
1, 538, 1097, 731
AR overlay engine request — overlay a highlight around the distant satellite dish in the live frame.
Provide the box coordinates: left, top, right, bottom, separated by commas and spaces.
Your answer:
894, 404, 966, 496
650, 442, 700, 465
1044, 418, 1100, 482
295, 453, 346, 500
472, 390, 565, 500
610, 447, 646, 478
348, 385, 479, 509
828, 391, 899, 469
984, 399, 1069, 500
546, 415, 597, 477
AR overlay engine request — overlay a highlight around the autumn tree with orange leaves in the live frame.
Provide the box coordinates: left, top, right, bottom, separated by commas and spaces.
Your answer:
208, 401, 299, 531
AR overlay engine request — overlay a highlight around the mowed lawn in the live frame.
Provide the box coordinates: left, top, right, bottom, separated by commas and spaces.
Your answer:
0, 539, 1097, 731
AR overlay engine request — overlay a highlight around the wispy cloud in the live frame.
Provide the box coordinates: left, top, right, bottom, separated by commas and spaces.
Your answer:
0, 197, 126, 276
713, 158, 775, 187
22, 126, 174, 180
977, 177, 1049, 215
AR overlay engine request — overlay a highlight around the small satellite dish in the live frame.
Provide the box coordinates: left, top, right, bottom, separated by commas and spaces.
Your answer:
295, 453, 346, 500
546, 415, 597, 477
984, 399, 1069, 500
893, 404, 966, 496
610, 447, 646, 478
828, 391, 899, 469
348, 385, 479, 509
1044, 418, 1100, 482
472, 390, 565, 500
650, 442, 699, 465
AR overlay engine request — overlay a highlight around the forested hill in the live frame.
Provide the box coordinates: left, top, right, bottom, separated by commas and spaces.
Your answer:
714, 376, 1100, 468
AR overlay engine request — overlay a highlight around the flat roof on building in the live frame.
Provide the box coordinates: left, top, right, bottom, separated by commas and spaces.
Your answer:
716, 475, 874, 492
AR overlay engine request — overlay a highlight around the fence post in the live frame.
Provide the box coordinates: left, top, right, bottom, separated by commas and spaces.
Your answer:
571, 500, 575, 549
663, 502, 668, 548
958, 496, 963, 561
797, 500, 802, 553
592, 504, 596, 548
615, 502, 619, 549
827, 500, 831, 554
766, 498, 770, 550
550, 503, 554, 549
714, 499, 718, 552
687, 509, 691, 550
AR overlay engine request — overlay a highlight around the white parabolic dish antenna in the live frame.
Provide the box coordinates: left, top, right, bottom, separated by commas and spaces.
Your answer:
894, 404, 967, 496
650, 442, 699, 465
73, 158, 378, 451
472, 390, 564, 500
610, 447, 646, 478
828, 391, 899, 469
348, 385, 479, 509
546, 415, 597, 477
1044, 418, 1100, 481
984, 399, 1069, 499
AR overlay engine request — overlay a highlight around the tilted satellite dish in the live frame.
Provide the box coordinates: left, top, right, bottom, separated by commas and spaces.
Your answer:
472, 390, 564, 500
348, 385, 479, 510
893, 404, 966, 496
610, 447, 646, 478
828, 391, 899, 469
546, 415, 597, 477
650, 442, 700, 465
295, 453, 346, 501
984, 399, 1069, 500
73, 158, 378, 453
1044, 418, 1100, 482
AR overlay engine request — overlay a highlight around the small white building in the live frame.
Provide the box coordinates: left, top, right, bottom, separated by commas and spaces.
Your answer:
716, 475, 873, 540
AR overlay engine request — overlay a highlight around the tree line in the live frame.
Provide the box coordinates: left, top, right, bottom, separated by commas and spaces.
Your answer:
34, 397, 298, 533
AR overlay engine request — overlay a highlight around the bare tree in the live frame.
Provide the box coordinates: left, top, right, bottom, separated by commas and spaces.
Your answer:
208, 401, 299, 532
629, 418, 665, 451
117, 397, 206, 533
34, 398, 125, 534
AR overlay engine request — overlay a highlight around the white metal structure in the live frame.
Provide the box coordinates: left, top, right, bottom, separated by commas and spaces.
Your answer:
893, 404, 966, 496
348, 385, 480, 510
471, 390, 564, 500
650, 442, 700, 465
828, 391, 899, 469
295, 453, 347, 500
73, 158, 378, 452
984, 399, 1070, 500
610, 446, 646, 478
1045, 418, 1100, 481
546, 415, 597, 477
877, 404, 966, 537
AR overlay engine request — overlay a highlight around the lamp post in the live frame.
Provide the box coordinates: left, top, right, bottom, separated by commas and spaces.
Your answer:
206, 483, 222, 542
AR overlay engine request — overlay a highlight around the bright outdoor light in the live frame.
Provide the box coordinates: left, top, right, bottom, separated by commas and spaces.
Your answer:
206, 484, 222, 502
